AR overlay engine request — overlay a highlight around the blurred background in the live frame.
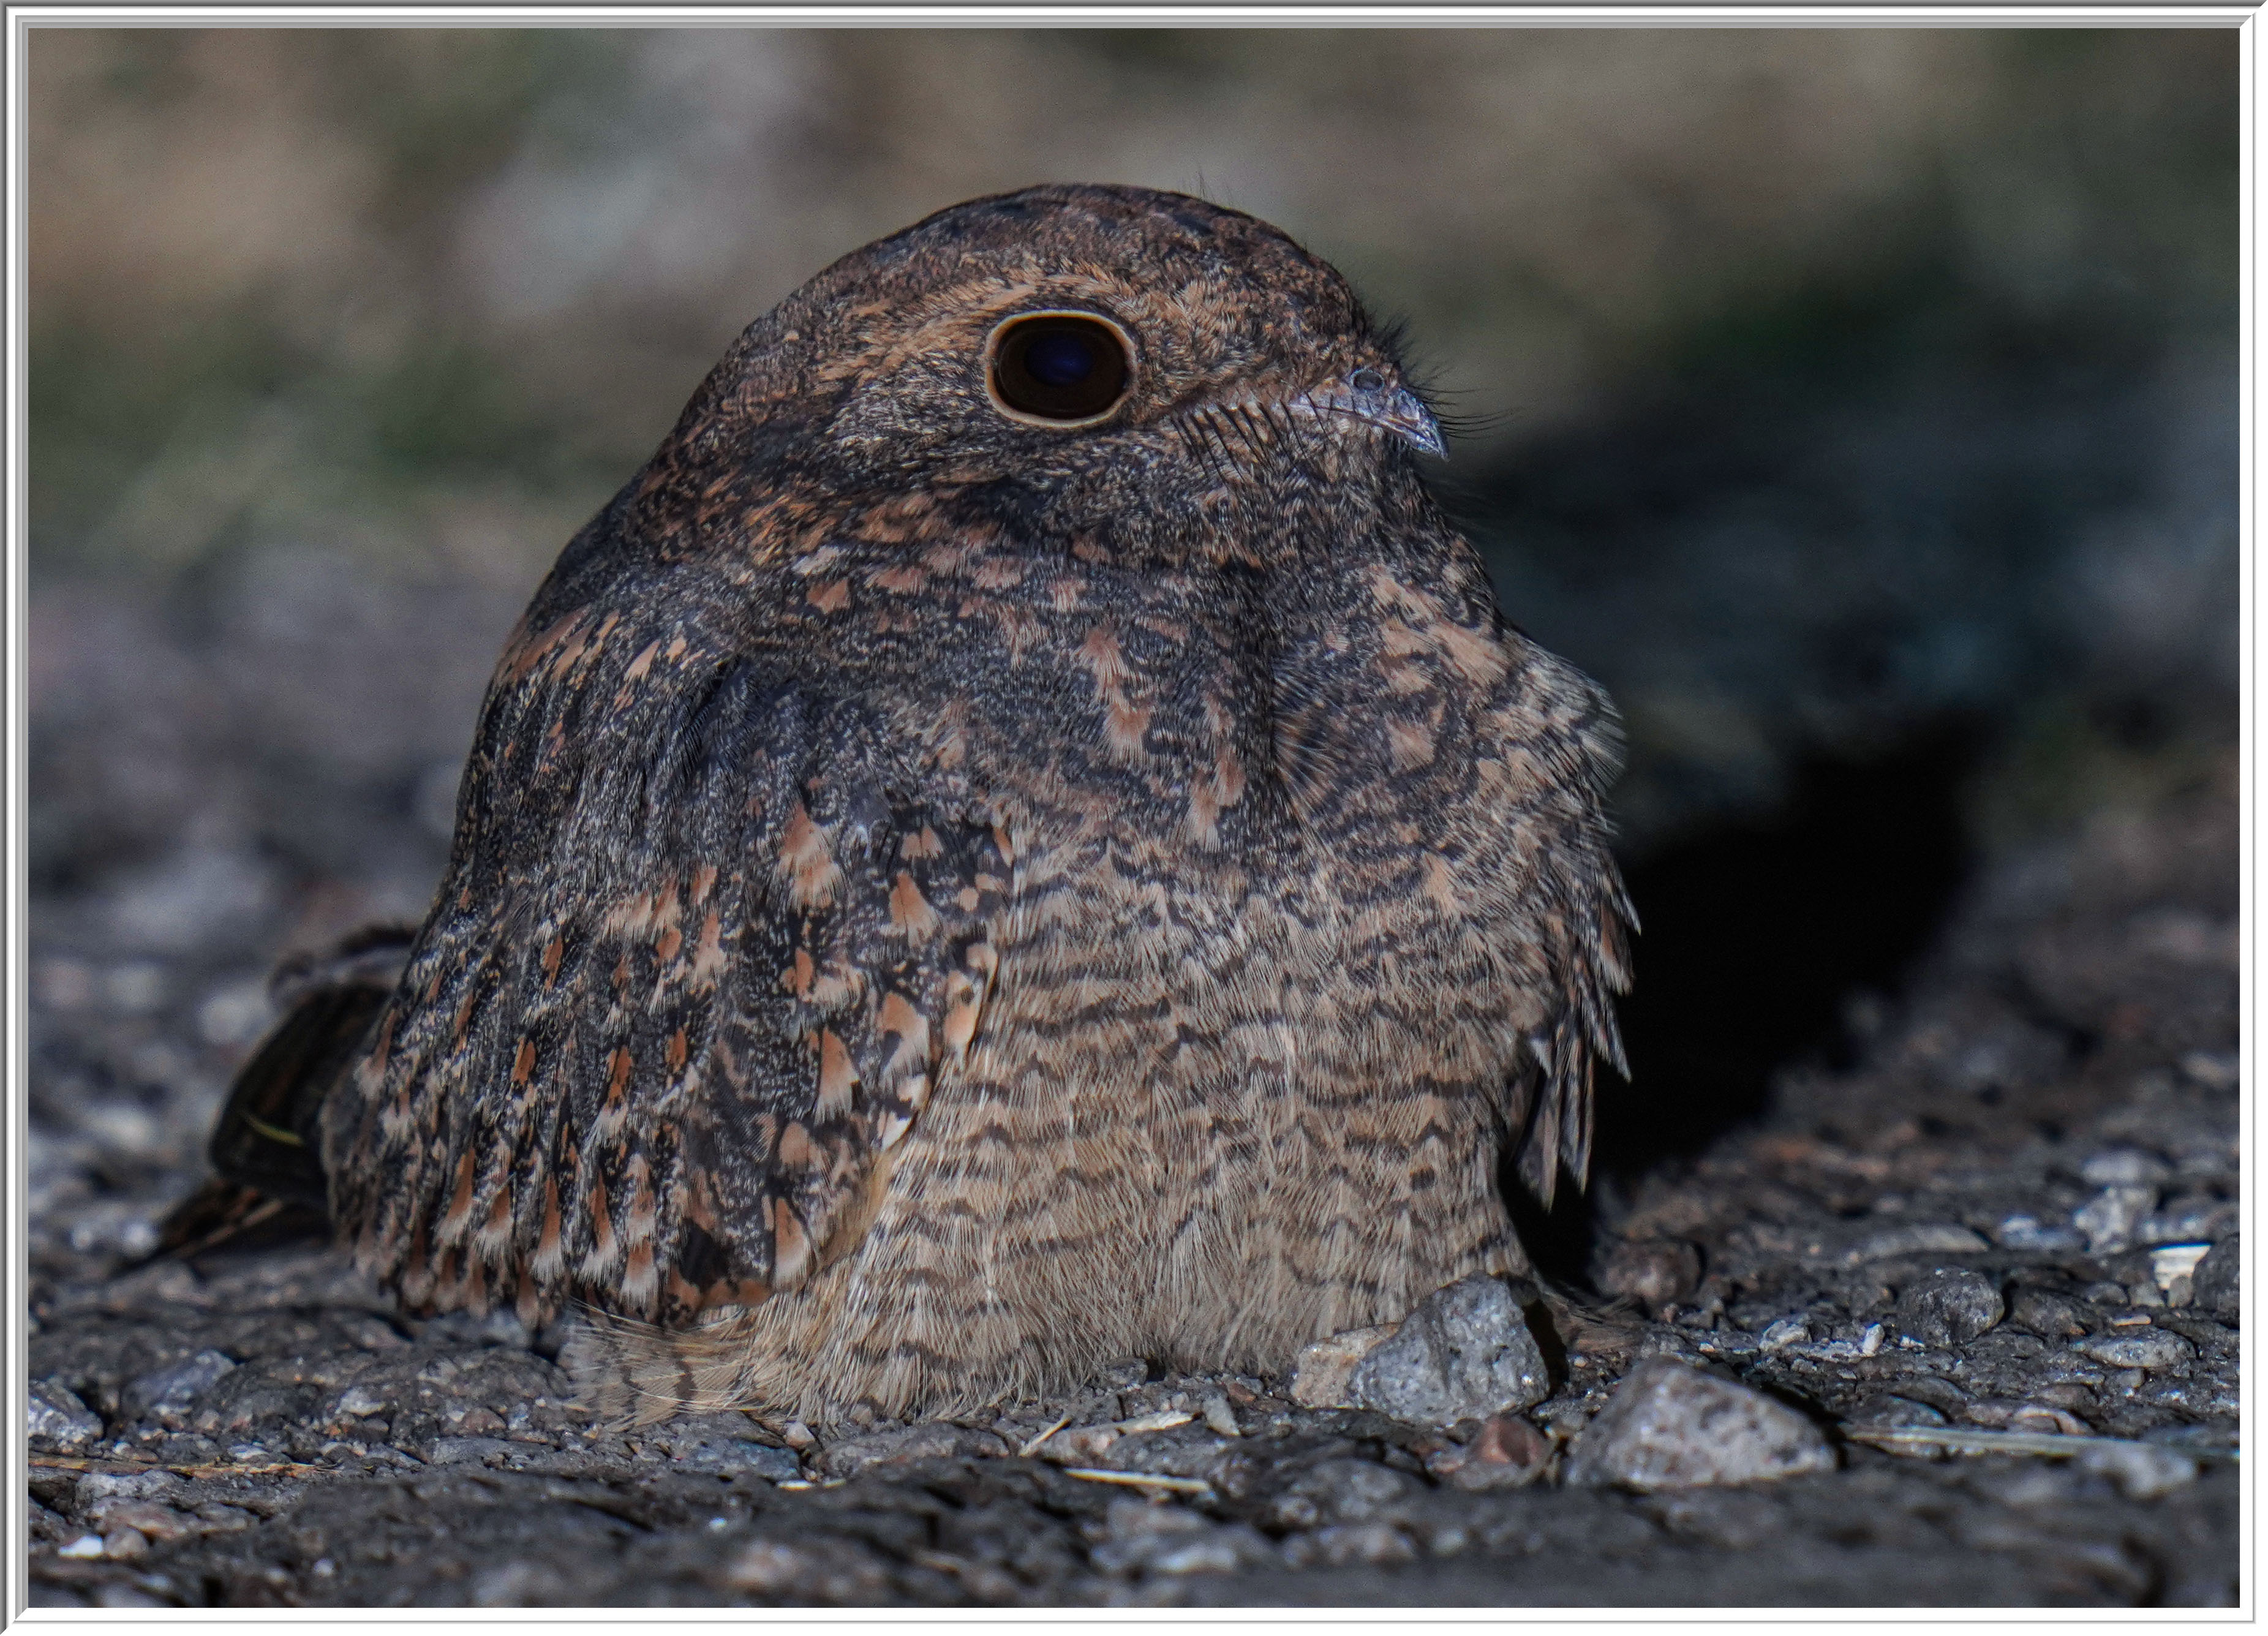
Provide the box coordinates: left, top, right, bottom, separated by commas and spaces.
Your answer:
27, 28, 2237, 1251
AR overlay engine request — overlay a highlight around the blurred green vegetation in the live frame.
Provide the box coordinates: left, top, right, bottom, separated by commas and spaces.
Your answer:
29, 28, 2232, 584
27, 25, 2237, 874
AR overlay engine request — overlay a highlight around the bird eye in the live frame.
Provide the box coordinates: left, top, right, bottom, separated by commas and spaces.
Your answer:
985, 312, 1132, 426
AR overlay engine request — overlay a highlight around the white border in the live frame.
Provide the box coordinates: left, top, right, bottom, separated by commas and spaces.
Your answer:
4, 4, 2256, 1629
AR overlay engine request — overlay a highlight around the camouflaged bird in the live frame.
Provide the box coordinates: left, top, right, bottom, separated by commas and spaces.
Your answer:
305, 183, 1633, 1427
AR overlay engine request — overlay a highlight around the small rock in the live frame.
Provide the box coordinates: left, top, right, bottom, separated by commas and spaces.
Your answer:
102, 1526, 150, 1561
26, 1500, 75, 1547
1959, 1400, 2089, 1436
2191, 1236, 2239, 1321
1894, 1268, 2004, 1346
1281, 1522, 1415, 1569
334, 1384, 388, 1419
2139, 1197, 2239, 1245
1346, 1275, 1549, 1426
1114, 1408, 1194, 1434
1640, 1488, 1787, 1550
1565, 1357, 1836, 1491
75, 1470, 181, 1509
1088, 1498, 1271, 1577
1994, 1215, 2083, 1252
2007, 1288, 2089, 1339
1287, 1324, 1400, 1409
724, 1541, 803, 1594
28, 1381, 103, 1450
814, 1422, 1008, 1479
1881, 1374, 1970, 1417
2081, 1148, 2171, 1187
2079, 1441, 2199, 1500
653, 1411, 801, 1479
1034, 1423, 1121, 1464
2147, 1242, 2212, 1290
2177, 1051, 2238, 1090
1596, 1239, 1701, 1308
470, 1561, 564, 1607
1265, 1459, 1417, 1530
1758, 1317, 1808, 1352
123, 1350, 237, 1427
1847, 1393, 1948, 1428
1199, 1393, 1240, 1438
426, 1436, 518, 1465
2073, 1187, 2157, 1255
88, 1498, 200, 1543
1439, 1414, 1553, 1491
2074, 1328, 2194, 1370
1534, 1395, 1602, 1436
722, 1537, 887, 1601
1084, 1498, 1279, 1579
1844, 1223, 1991, 1263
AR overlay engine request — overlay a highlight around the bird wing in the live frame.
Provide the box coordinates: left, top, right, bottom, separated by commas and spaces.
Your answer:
321, 594, 1006, 1329
1494, 639, 1635, 1207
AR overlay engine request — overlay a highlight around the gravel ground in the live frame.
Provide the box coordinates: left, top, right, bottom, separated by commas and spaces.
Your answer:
24, 756, 2238, 1609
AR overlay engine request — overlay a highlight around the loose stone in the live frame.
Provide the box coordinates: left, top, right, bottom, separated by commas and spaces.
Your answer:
1566, 1357, 1836, 1491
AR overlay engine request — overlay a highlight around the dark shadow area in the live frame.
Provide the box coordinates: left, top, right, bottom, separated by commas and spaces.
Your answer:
1603, 720, 1983, 1165
1509, 721, 1981, 1283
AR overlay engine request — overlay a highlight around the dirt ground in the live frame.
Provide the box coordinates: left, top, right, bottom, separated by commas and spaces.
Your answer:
24, 753, 2239, 1608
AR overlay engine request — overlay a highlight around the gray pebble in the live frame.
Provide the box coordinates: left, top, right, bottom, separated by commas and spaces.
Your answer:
334, 1384, 388, 1419
1894, 1267, 2005, 1346
1264, 1458, 1417, 1530
1596, 1238, 1702, 1308
814, 1422, 1008, 1479
426, 1435, 519, 1465
1847, 1392, 1948, 1428
1566, 1357, 1836, 1491
2191, 1236, 2239, 1321
1844, 1223, 1990, 1262
73, 1470, 181, 1509
122, 1349, 236, 1425
2074, 1328, 2195, 1370
2081, 1148, 2172, 1187
2074, 1187, 2157, 1255
2078, 1441, 2199, 1500
28, 1381, 103, 1450
1346, 1273, 1548, 1427
2007, 1287, 2089, 1338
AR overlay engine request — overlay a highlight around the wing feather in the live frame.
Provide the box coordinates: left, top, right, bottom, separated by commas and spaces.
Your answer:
322, 584, 1001, 1329
1504, 644, 1635, 1207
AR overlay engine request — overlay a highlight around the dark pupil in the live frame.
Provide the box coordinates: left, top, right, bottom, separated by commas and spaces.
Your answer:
1023, 331, 1096, 386
993, 317, 1129, 422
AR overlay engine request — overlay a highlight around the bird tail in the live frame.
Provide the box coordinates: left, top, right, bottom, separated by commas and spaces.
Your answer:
141, 924, 414, 1265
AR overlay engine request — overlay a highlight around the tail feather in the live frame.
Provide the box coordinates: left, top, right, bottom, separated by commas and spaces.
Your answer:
144, 925, 414, 1262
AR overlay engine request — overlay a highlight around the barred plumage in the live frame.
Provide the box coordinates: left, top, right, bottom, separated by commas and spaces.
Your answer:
293, 183, 1637, 1425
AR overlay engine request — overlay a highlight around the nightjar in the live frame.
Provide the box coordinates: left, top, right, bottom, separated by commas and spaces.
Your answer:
214, 184, 1635, 1426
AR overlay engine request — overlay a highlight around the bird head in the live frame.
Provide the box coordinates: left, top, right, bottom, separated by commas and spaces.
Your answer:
650, 184, 1446, 565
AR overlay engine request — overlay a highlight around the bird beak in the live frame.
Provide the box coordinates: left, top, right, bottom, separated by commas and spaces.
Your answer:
1292, 371, 1447, 459
1366, 386, 1448, 459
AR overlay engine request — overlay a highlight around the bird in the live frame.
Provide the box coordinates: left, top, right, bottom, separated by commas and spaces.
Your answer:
225, 183, 1635, 1428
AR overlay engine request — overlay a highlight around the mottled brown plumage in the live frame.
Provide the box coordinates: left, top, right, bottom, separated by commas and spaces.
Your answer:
311, 183, 1633, 1425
